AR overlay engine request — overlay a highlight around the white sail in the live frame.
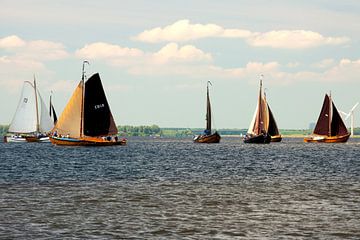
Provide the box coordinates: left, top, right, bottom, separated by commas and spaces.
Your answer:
8, 81, 38, 133
38, 93, 54, 133
247, 104, 258, 134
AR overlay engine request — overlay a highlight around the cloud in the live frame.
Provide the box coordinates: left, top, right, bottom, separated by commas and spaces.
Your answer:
152, 43, 212, 64
322, 58, 360, 82
247, 30, 349, 49
0, 35, 69, 60
75, 42, 212, 66
0, 36, 70, 94
0, 35, 26, 48
133, 19, 350, 49
133, 19, 225, 43
75, 40, 360, 84
75, 42, 143, 59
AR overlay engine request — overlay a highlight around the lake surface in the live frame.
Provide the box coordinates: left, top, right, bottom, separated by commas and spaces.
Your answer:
1, 137, 360, 239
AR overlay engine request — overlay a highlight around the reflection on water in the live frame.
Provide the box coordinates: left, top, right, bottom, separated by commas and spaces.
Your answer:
1, 137, 360, 239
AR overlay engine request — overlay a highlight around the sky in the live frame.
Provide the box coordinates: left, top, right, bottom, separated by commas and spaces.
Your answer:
1, 0, 360, 129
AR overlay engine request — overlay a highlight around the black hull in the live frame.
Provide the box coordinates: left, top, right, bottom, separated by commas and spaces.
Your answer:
243, 134, 271, 144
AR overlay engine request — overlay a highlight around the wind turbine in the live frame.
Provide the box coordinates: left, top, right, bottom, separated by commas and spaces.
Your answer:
340, 102, 359, 137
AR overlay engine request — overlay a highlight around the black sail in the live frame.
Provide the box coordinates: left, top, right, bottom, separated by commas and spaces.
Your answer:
206, 85, 211, 132
49, 95, 57, 124
51, 104, 57, 124
83, 73, 118, 136
313, 94, 331, 136
330, 102, 348, 136
267, 104, 279, 136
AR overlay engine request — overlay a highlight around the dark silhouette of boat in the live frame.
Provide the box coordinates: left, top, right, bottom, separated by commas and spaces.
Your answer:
193, 81, 221, 143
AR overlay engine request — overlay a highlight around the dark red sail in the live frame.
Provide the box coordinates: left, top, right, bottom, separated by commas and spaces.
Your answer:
330, 102, 348, 136
313, 94, 331, 136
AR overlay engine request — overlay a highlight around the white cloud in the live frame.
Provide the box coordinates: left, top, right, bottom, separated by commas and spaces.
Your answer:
133, 19, 350, 49
75, 42, 212, 66
152, 43, 212, 64
322, 58, 360, 82
74, 40, 360, 84
75, 42, 143, 59
0, 36, 70, 94
0, 35, 69, 60
133, 19, 225, 43
247, 30, 349, 49
0, 35, 26, 48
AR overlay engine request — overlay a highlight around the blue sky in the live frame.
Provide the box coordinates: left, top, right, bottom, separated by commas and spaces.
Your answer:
1, 0, 360, 129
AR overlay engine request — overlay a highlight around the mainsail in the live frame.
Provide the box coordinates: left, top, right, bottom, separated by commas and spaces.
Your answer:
52, 82, 83, 138
8, 80, 53, 134
9, 81, 38, 133
313, 94, 348, 137
205, 82, 212, 132
83, 73, 118, 136
247, 80, 269, 135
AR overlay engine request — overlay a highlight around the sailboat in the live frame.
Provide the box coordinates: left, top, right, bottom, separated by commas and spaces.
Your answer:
50, 61, 126, 146
4, 77, 54, 143
304, 93, 350, 143
243, 79, 272, 144
193, 81, 221, 143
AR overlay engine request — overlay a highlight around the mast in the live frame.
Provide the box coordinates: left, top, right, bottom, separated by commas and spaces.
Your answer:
80, 60, 89, 137
257, 78, 263, 134
33, 75, 40, 133
328, 92, 332, 136
206, 81, 212, 132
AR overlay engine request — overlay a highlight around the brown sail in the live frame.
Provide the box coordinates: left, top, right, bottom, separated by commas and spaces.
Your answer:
206, 83, 211, 133
304, 93, 349, 143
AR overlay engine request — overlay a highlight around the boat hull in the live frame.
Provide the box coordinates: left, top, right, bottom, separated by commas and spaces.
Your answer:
50, 136, 127, 146
270, 135, 282, 142
193, 132, 221, 143
303, 134, 350, 143
244, 133, 271, 144
4, 135, 50, 143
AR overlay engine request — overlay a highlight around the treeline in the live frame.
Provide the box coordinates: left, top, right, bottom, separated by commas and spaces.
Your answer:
118, 125, 161, 136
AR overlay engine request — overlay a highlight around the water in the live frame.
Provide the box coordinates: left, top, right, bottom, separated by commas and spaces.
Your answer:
1, 137, 360, 239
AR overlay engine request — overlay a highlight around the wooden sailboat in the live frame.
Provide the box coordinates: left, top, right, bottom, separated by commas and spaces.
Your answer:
4, 77, 54, 143
304, 93, 350, 143
244, 79, 271, 144
193, 81, 221, 143
50, 61, 126, 146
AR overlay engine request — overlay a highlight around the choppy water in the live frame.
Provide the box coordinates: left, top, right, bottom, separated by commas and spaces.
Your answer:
1, 137, 360, 239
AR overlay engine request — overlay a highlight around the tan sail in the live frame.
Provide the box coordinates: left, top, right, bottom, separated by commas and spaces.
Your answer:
248, 82, 269, 135
52, 81, 84, 138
